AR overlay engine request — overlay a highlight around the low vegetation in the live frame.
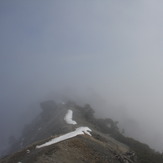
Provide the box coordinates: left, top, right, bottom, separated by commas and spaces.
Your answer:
75, 103, 163, 163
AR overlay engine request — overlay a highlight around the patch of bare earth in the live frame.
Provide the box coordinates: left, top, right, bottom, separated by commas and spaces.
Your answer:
1, 134, 121, 163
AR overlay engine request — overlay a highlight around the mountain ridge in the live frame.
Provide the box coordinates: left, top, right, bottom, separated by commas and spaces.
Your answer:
1, 100, 162, 163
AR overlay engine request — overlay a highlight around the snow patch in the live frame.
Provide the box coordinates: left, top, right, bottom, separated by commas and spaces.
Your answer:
36, 127, 91, 149
64, 109, 77, 125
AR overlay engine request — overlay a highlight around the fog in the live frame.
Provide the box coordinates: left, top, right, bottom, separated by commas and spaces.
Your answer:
1, 0, 163, 154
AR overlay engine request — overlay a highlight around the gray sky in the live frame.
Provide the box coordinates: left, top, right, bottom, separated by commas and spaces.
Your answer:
1, 0, 163, 152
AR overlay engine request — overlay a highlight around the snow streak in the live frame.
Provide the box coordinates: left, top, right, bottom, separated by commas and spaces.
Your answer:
64, 109, 77, 125
36, 127, 92, 148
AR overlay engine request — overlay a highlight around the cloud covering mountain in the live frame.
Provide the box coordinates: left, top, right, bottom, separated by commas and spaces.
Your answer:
0, 0, 163, 152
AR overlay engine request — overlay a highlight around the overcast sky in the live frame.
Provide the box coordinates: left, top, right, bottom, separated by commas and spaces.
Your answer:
1, 0, 163, 152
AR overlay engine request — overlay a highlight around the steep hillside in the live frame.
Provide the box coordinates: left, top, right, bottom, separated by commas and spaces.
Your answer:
0, 101, 162, 163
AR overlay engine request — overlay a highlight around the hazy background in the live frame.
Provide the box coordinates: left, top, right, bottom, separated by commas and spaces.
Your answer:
1, 0, 163, 153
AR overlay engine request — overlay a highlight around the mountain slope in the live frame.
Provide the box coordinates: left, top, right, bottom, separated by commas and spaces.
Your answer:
0, 101, 162, 163
1, 134, 128, 163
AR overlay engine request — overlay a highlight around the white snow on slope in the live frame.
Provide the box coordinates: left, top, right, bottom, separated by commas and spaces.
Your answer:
36, 127, 91, 149
64, 109, 77, 125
